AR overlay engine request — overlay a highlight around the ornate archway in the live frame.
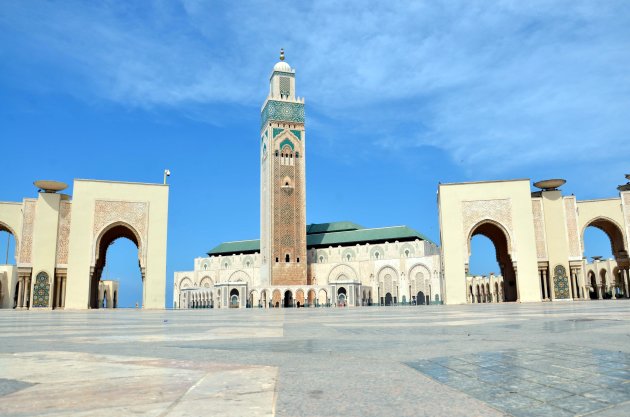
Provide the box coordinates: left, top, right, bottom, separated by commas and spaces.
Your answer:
467, 220, 518, 302
90, 222, 143, 309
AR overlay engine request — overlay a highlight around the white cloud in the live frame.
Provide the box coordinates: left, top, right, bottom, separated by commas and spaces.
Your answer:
1, 0, 629, 176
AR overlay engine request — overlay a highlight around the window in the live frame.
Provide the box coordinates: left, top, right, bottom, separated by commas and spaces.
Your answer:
285, 254, 290, 263
346, 254, 351, 261
405, 250, 409, 258
375, 252, 380, 260
297, 257, 300, 263
276, 257, 279, 263
319, 256, 323, 263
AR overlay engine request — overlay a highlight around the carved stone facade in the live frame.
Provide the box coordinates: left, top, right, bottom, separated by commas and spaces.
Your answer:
92, 200, 148, 242
563, 196, 581, 259
623, 192, 630, 251
531, 199, 547, 260
55, 201, 72, 265
18, 199, 36, 264
462, 199, 514, 256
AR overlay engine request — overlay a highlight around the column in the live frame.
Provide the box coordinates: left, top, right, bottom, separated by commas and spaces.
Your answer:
16, 278, 23, 308
61, 277, 66, 308
625, 269, 630, 298
541, 270, 548, 300
598, 282, 603, 300
545, 270, 554, 301
579, 268, 587, 300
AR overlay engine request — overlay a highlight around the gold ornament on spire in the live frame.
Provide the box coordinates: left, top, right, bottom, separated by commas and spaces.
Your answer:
280, 48, 285, 61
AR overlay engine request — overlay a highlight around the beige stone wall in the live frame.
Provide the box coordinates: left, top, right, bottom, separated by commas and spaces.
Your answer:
438, 179, 540, 304
66, 180, 169, 309
173, 239, 442, 308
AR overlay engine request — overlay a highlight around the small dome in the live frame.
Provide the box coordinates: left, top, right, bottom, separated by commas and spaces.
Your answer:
274, 61, 291, 72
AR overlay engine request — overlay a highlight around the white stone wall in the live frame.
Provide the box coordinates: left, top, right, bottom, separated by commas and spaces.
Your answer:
173, 239, 442, 308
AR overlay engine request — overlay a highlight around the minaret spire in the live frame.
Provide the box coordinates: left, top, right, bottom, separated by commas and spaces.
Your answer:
280, 48, 285, 61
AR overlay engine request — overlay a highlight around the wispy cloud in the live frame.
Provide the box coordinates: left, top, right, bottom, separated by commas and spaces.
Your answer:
1, 0, 629, 177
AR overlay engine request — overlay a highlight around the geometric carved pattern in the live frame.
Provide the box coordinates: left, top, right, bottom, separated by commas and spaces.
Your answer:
408, 263, 430, 296
553, 265, 570, 299
624, 193, 630, 251
32, 271, 50, 308
279, 76, 290, 97
462, 199, 513, 252
55, 201, 72, 265
228, 270, 251, 284
531, 199, 547, 260
378, 266, 398, 294
92, 200, 148, 243
260, 100, 305, 130
19, 200, 36, 264
327, 264, 357, 283
563, 197, 581, 258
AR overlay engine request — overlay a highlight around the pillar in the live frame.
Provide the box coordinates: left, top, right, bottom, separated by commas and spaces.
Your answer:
16, 278, 23, 308
61, 277, 66, 308
624, 269, 630, 299
541, 269, 548, 300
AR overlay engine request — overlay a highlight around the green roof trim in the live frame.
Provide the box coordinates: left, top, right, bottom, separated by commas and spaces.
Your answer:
306, 221, 362, 234
206, 222, 434, 256
207, 239, 260, 256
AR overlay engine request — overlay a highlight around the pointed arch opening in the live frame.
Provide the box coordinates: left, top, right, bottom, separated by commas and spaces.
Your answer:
468, 220, 517, 302
91, 222, 143, 309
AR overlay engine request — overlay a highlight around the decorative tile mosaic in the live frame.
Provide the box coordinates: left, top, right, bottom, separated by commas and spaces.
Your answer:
279, 138, 295, 151
273, 128, 284, 138
290, 129, 302, 140
553, 265, 570, 299
32, 272, 50, 308
260, 100, 304, 130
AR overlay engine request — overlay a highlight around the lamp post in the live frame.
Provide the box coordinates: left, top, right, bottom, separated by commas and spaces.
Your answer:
163, 169, 171, 185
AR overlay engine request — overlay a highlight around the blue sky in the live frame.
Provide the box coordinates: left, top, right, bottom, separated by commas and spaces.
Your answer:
1, 1, 629, 307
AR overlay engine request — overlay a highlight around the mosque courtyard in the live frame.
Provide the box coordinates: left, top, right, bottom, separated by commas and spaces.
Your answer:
1, 302, 629, 417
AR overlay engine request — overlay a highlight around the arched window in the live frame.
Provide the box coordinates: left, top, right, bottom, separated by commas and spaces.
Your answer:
319, 256, 324, 263
375, 252, 380, 260
285, 254, 290, 263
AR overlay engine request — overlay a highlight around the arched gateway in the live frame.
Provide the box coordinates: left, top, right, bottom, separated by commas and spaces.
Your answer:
439, 176, 630, 305
0, 179, 169, 309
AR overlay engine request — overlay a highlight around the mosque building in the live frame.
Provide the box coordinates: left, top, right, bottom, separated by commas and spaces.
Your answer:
173, 51, 442, 309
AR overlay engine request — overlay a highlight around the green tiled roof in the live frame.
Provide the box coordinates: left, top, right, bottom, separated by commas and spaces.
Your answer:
306, 221, 362, 234
207, 222, 434, 256
207, 239, 260, 255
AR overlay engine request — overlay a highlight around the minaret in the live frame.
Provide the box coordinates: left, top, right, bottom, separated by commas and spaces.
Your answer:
260, 49, 307, 287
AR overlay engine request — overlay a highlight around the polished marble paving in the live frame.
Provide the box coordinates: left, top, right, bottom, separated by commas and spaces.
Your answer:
0, 301, 629, 416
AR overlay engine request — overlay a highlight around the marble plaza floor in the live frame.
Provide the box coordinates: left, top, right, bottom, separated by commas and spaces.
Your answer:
1, 302, 630, 416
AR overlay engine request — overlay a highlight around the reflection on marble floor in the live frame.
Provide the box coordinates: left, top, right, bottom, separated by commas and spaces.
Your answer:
0, 302, 630, 416
0, 352, 276, 417
407, 346, 630, 417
